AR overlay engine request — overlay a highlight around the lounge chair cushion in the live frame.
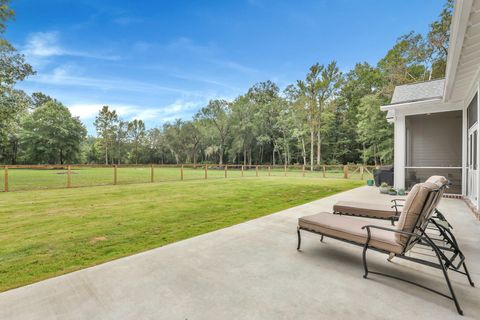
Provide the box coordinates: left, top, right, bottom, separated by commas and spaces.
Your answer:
333, 201, 397, 219
298, 212, 404, 254
395, 182, 438, 246
425, 175, 449, 189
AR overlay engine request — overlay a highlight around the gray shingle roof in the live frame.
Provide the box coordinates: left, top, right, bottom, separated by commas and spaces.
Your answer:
390, 79, 445, 104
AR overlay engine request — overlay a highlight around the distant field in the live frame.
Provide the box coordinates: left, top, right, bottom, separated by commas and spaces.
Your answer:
5, 165, 373, 191
0, 176, 364, 291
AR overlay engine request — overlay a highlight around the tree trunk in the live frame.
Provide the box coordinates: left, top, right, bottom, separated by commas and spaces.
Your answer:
310, 128, 314, 171
301, 137, 307, 166
243, 143, 246, 166
219, 146, 223, 165
317, 130, 321, 166
105, 145, 108, 165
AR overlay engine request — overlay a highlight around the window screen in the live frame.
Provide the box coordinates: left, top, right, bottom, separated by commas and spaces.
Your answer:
467, 93, 478, 129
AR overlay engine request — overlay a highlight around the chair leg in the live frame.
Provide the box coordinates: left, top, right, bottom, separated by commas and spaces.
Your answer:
320, 235, 324, 242
433, 247, 463, 315
297, 228, 301, 251
362, 243, 369, 279
463, 262, 475, 287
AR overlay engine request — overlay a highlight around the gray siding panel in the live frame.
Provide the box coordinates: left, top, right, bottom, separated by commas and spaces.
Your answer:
405, 111, 462, 167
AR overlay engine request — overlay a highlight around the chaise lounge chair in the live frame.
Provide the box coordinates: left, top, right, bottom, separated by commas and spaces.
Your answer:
333, 175, 451, 226
297, 179, 475, 315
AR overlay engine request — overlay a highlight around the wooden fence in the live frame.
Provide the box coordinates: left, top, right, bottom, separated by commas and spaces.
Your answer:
1, 164, 378, 193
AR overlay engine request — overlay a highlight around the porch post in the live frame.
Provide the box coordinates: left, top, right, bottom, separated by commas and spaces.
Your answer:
477, 81, 480, 208
394, 113, 406, 189
462, 105, 467, 197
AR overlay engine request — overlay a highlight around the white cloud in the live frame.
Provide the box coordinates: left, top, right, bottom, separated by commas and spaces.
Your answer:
28, 67, 207, 97
69, 103, 104, 120
23, 31, 120, 61
166, 37, 217, 56
213, 60, 258, 74
166, 37, 257, 75
69, 99, 205, 124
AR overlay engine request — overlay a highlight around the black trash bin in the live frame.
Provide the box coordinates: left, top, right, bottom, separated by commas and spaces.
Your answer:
374, 166, 394, 187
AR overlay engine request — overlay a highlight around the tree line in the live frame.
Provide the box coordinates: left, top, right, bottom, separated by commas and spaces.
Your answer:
0, 0, 453, 167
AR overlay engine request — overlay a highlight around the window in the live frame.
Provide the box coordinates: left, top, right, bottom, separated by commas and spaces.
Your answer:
467, 93, 478, 129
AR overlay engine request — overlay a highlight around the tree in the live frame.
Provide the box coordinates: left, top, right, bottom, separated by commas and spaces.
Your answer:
113, 120, 129, 164
247, 81, 281, 165
230, 94, 255, 165
31, 92, 54, 108
182, 121, 202, 164
0, 1, 14, 34
127, 119, 146, 164
0, 1, 34, 164
0, 89, 31, 164
20, 101, 86, 164
196, 100, 231, 165
427, 0, 454, 78
296, 62, 342, 169
94, 106, 119, 164
357, 95, 393, 165
377, 32, 429, 98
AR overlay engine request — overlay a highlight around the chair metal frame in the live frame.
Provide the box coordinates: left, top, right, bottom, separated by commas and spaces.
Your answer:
297, 186, 475, 315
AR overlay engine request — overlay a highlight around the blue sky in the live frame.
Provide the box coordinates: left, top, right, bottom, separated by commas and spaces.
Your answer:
8, 0, 444, 134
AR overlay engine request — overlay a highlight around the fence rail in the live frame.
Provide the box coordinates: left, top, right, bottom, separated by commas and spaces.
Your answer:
2, 164, 379, 193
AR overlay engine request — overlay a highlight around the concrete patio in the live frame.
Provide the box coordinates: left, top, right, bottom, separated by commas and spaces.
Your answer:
0, 186, 479, 320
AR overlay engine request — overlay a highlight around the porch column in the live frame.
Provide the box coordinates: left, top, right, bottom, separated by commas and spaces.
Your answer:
394, 114, 406, 189
477, 81, 480, 208
462, 106, 467, 197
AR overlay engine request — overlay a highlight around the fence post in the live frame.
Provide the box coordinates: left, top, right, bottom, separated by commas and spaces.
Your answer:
343, 165, 349, 179
302, 165, 305, 177
322, 165, 326, 178
180, 165, 184, 181
4, 166, 8, 192
67, 165, 72, 188
241, 165, 244, 177
268, 166, 271, 176
150, 164, 154, 183
284, 164, 287, 177
256, 165, 259, 177
205, 164, 208, 180
113, 165, 117, 185
360, 165, 364, 180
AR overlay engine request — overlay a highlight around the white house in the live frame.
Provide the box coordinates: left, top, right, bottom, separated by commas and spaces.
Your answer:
382, 0, 480, 212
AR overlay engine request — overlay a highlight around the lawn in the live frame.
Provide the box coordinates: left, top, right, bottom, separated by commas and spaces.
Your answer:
0, 176, 363, 292
5, 166, 372, 191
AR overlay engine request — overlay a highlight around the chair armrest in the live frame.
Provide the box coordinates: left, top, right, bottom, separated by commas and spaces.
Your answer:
361, 224, 418, 238
390, 199, 405, 214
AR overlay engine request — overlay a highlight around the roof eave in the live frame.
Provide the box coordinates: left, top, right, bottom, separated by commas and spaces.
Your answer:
443, 0, 474, 102
380, 98, 443, 111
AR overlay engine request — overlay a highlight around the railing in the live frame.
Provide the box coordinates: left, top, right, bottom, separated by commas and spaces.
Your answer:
1, 164, 377, 192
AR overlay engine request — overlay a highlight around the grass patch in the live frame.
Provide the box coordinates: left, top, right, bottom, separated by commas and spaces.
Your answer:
0, 177, 363, 291
6, 166, 373, 191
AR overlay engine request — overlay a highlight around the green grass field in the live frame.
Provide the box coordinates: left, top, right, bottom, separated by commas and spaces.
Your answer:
0, 176, 363, 292
5, 166, 373, 191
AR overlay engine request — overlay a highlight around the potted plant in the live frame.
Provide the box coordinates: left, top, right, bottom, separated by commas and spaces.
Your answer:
388, 188, 397, 196
397, 188, 406, 196
367, 179, 374, 186
379, 182, 390, 194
